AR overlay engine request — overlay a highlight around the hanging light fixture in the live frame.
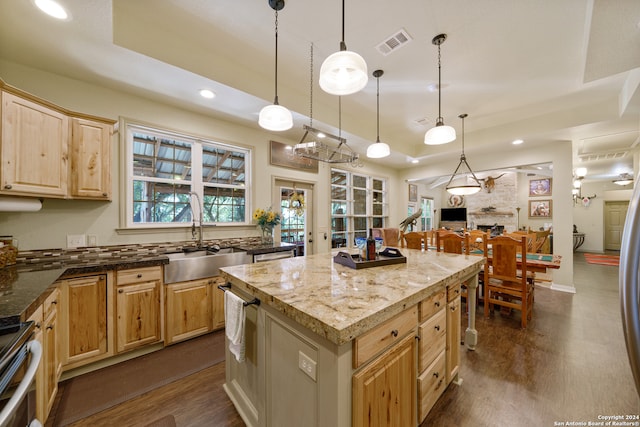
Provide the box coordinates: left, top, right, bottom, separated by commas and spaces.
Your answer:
367, 70, 391, 159
424, 34, 456, 145
445, 114, 481, 195
258, 0, 293, 131
613, 173, 634, 186
319, 0, 368, 96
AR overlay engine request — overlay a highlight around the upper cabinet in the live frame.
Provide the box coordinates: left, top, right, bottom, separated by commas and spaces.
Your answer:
0, 80, 115, 200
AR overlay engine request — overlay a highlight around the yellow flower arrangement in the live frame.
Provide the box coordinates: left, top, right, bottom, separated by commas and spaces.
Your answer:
253, 207, 281, 228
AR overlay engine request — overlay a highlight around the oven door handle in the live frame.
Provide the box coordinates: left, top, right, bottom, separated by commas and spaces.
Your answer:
0, 340, 42, 427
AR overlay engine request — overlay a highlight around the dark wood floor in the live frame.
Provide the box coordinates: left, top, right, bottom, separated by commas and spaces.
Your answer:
51, 253, 640, 426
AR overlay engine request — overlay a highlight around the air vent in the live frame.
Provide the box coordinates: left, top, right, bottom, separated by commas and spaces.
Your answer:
578, 151, 628, 162
376, 28, 412, 56
414, 117, 431, 127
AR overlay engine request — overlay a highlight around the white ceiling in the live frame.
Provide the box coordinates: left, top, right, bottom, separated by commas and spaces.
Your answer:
1, 0, 639, 183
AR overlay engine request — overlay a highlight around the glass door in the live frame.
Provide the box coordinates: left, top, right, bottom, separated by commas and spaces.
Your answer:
277, 181, 314, 256
421, 197, 434, 230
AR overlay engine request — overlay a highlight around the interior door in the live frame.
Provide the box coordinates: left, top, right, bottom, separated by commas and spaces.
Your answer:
605, 201, 629, 250
275, 180, 314, 256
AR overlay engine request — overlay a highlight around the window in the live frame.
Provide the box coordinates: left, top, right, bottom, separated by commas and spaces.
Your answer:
421, 197, 434, 231
125, 124, 250, 227
330, 169, 387, 248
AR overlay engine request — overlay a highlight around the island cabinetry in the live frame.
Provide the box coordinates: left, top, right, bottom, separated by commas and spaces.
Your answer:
446, 283, 461, 384
211, 276, 226, 331
417, 289, 447, 422
1, 91, 68, 197
116, 266, 163, 352
69, 117, 112, 200
165, 278, 212, 345
59, 273, 110, 369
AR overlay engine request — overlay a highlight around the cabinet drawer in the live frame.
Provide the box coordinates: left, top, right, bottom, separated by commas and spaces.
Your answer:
418, 309, 446, 372
419, 289, 446, 322
447, 283, 461, 302
44, 288, 60, 319
117, 266, 162, 286
353, 305, 417, 368
418, 350, 446, 423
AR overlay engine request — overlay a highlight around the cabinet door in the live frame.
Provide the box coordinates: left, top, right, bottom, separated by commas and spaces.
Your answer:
27, 305, 46, 423
165, 279, 212, 345
43, 306, 59, 418
1, 91, 68, 197
61, 275, 108, 366
70, 117, 112, 200
353, 333, 416, 427
446, 296, 461, 384
116, 280, 161, 353
211, 277, 225, 331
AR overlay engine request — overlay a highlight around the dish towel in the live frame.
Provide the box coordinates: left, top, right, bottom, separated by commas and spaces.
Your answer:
224, 291, 246, 363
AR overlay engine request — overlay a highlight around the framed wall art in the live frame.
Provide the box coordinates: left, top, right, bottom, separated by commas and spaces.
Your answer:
408, 184, 418, 202
529, 200, 552, 218
529, 178, 552, 196
269, 140, 319, 173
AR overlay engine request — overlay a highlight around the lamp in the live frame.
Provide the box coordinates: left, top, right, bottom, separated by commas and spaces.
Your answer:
613, 173, 634, 186
319, 0, 368, 95
424, 34, 456, 145
366, 70, 391, 159
445, 114, 482, 195
258, 0, 293, 131
572, 168, 596, 204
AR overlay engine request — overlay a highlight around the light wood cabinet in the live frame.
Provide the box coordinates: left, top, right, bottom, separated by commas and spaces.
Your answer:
165, 278, 212, 345
211, 276, 226, 331
70, 117, 112, 200
27, 304, 46, 423
446, 284, 461, 384
1, 91, 68, 197
352, 332, 416, 427
43, 288, 61, 418
0, 80, 114, 200
60, 274, 108, 367
116, 266, 163, 353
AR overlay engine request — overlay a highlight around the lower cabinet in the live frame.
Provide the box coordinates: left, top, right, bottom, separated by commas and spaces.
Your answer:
446, 284, 461, 384
60, 274, 108, 368
211, 276, 226, 331
352, 333, 417, 427
116, 266, 163, 353
165, 278, 212, 345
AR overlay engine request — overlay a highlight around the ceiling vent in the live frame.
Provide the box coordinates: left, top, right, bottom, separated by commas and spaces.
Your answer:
578, 150, 628, 162
376, 28, 412, 56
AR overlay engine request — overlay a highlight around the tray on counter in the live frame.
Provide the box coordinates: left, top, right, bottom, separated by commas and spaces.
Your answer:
333, 248, 407, 269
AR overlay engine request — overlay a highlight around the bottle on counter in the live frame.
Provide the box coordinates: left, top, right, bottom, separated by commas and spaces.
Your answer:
366, 229, 376, 261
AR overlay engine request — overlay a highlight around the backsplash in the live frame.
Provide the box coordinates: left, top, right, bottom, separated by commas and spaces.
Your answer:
15, 237, 262, 268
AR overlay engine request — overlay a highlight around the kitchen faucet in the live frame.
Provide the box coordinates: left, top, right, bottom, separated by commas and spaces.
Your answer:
188, 191, 204, 249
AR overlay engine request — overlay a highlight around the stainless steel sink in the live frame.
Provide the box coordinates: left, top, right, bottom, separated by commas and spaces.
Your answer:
164, 248, 252, 284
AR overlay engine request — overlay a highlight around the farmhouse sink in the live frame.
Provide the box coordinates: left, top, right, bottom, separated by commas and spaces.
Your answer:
164, 247, 252, 284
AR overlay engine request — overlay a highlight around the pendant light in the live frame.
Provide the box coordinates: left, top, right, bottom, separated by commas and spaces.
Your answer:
258, 0, 293, 131
445, 114, 482, 195
613, 173, 634, 186
319, 0, 368, 96
367, 70, 390, 158
424, 34, 456, 145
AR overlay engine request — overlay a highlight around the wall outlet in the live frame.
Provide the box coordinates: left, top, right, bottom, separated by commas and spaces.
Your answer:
298, 351, 317, 381
87, 235, 97, 246
67, 234, 86, 248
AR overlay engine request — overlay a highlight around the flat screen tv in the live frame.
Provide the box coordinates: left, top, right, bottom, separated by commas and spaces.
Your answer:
440, 207, 467, 222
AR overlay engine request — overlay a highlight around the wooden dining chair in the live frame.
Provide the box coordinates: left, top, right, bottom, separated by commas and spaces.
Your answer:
466, 230, 487, 254
533, 229, 551, 253
484, 234, 534, 328
400, 231, 425, 250
435, 230, 469, 254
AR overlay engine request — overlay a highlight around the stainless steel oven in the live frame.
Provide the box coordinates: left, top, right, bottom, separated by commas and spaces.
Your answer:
0, 321, 42, 427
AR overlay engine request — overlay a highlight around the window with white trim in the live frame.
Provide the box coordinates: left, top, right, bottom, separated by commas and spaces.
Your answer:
125, 124, 250, 227
330, 168, 387, 248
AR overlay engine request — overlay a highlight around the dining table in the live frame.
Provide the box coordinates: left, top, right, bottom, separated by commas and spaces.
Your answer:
470, 249, 562, 273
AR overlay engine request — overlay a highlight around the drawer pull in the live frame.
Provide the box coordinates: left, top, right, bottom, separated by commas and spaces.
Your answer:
451, 305, 456, 312
46, 325, 54, 330
390, 329, 398, 338
434, 301, 440, 307
137, 274, 143, 278
433, 372, 439, 379
434, 325, 440, 331
4, 185, 11, 190
118, 289, 123, 293
51, 300, 57, 305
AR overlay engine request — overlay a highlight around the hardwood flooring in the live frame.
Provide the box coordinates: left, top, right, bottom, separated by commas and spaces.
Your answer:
48, 253, 640, 426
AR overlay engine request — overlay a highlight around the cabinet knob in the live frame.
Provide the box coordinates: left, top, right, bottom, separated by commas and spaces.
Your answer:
434, 325, 440, 331
52, 300, 57, 305
433, 372, 439, 379
137, 274, 142, 278
390, 329, 398, 338
435, 301, 440, 307
46, 325, 54, 330
450, 305, 456, 311
4, 185, 11, 190
102, 192, 108, 197
118, 289, 123, 293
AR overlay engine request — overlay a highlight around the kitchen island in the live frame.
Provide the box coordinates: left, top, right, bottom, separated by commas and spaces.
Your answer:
219, 248, 484, 427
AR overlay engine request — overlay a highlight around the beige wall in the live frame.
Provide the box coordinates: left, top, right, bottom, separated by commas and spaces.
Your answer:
0, 60, 402, 253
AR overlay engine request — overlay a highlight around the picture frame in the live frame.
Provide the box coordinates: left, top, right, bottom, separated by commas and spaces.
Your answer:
269, 140, 319, 173
529, 199, 552, 218
408, 184, 417, 202
529, 178, 552, 197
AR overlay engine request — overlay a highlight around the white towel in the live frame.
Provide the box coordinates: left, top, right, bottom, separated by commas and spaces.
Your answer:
224, 291, 246, 363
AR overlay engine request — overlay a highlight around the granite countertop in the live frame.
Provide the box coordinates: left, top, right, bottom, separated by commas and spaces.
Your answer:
0, 255, 169, 326
220, 249, 484, 346
232, 242, 297, 255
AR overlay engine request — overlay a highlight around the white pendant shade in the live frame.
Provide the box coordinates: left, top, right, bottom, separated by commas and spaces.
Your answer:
446, 184, 481, 196
366, 141, 390, 158
259, 104, 293, 131
319, 50, 368, 96
424, 123, 456, 145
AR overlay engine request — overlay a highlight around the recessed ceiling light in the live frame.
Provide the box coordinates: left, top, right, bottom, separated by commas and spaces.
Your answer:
512, 139, 524, 145
34, 0, 69, 20
199, 89, 215, 99
411, 159, 419, 164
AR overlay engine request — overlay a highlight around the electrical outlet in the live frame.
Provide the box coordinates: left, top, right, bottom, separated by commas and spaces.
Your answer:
87, 235, 97, 246
298, 351, 317, 381
66, 234, 86, 249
